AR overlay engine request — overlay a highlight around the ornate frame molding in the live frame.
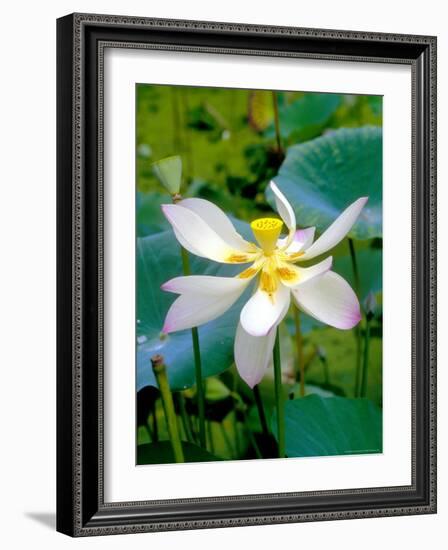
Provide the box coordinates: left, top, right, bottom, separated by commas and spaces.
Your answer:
56, 13, 437, 536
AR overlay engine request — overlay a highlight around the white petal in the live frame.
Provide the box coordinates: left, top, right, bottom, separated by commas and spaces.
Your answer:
299, 197, 368, 260
278, 227, 316, 254
234, 323, 277, 388
240, 281, 290, 337
278, 256, 332, 288
180, 198, 253, 252
162, 204, 255, 264
292, 271, 361, 329
269, 181, 296, 247
161, 274, 251, 295
162, 276, 250, 333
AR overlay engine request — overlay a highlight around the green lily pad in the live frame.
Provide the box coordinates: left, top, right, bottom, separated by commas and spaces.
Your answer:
271, 395, 382, 457
265, 93, 343, 142
333, 247, 382, 301
269, 126, 382, 240
137, 441, 221, 465
137, 227, 252, 392
137, 191, 170, 237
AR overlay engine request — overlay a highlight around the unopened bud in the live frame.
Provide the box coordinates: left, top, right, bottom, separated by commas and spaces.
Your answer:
152, 155, 182, 195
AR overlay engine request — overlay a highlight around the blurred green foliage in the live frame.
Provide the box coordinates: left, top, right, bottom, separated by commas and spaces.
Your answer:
137, 85, 382, 220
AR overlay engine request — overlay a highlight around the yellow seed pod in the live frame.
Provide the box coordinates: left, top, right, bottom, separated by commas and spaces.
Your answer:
250, 217, 283, 253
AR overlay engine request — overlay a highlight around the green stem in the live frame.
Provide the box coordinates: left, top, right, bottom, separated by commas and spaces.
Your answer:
360, 317, 372, 398
180, 247, 206, 448
178, 393, 194, 444
272, 91, 283, 155
253, 385, 269, 439
151, 405, 159, 442
180, 90, 194, 182
233, 412, 241, 457
293, 306, 305, 396
207, 421, 215, 454
348, 238, 362, 397
170, 87, 181, 152
273, 328, 285, 458
151, 355, 184, 463
219, 422, 234, 458
321, 357, 330, 385
241, 410, 263, 459
232, 375, 241, 457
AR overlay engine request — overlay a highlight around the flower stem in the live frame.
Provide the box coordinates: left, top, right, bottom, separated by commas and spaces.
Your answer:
219, 422, 234, 458
151, 405, 159, 442
348, 238, 362, 397
321, 355, 330, 385
207, 421, 215, 454
233, 412, 241, 457
178, 393, 194, 444
293, 306, 305, 396
360, 316, 372, 398
179, 89, 194, 181
170, 87, 182, 153
253, 384, 269, 439
272, 91, 283, 155
273, 327, 285, 458
151, 355, 184, 463
180, 246, 206, 449
241, 409, 263, 459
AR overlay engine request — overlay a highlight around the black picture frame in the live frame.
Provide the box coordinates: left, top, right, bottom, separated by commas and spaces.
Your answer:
57, 13, 437, 536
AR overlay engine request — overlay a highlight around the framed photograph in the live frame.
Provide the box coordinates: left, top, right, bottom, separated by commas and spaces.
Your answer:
56, 13, 437, 536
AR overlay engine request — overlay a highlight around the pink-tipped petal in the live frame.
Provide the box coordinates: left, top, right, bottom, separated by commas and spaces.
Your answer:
180, 198, 252, 252
299, 197, 368, 261
161, 275, 250, 295
162, 203, 255, 264
269, 181, 296, 248
161, 275, 253, 333
292, 271, 361, 330
234, 322, 277, 388
163, 292, 238, 333
278, 227, 316, 254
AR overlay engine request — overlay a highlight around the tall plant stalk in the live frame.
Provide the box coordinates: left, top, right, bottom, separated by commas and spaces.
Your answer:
180, 247, 206, 448
273, 328, 285, 458
253, 384, 269, 439
293, 306, 305, 396
348, 238, 362, 397
360, 315, 372, 398
178, 393, 194, 444
272, 91, 283, 155
151, 355, 184, 463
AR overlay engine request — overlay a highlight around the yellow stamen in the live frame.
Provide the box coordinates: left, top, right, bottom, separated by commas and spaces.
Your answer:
277, 266, 299, 282
260, 271, 277, 294
250, 217, 283, 253
287, 251, 305, 262
227, 253, 250, 263
238, 267, 257, 279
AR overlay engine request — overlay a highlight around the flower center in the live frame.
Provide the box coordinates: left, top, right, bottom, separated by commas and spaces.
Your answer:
250, 217, 283, 254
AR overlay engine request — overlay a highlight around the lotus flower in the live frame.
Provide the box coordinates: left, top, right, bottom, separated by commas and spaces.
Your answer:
161, 182, 367, 388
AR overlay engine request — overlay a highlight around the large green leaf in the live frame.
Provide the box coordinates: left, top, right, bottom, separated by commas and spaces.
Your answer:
137, 441, 221, 464
137, 227, 252, 392
269, 126, 382, 239
265, 93, 343, 142
272, 395, 382, 457
333, 247, 382, 301
137, 191, 169, 237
